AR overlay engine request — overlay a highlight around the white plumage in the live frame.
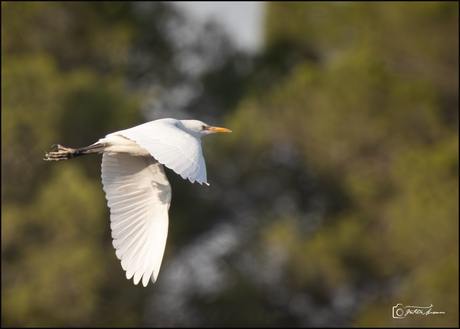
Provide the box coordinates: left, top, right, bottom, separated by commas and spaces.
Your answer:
44, 118, 231, 286
109, 119, 208, 185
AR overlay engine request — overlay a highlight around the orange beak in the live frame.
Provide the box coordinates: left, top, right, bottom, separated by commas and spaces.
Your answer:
207, 126, 232, 133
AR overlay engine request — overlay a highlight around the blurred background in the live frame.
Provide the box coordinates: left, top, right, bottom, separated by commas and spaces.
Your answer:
2, 1, 458, 327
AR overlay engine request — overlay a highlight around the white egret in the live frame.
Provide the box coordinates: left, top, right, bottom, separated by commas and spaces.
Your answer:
44, 118, 231, 286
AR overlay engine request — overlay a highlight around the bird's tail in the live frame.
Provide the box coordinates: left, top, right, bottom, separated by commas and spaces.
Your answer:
43, 143, 105, 161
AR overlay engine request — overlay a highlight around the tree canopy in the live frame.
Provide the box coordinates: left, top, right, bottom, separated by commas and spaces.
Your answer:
2, 2, 458, 327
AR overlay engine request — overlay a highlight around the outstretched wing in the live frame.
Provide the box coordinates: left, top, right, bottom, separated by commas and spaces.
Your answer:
108, 119, 208, 185
101, 153, 171, 286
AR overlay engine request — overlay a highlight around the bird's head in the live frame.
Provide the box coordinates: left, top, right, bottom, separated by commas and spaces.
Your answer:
179, 120, 232, 138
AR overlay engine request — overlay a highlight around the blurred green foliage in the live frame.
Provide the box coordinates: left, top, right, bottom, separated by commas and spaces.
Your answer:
2, 1, 458, 327
224, 2, 458, 326
2, 2, 155, 326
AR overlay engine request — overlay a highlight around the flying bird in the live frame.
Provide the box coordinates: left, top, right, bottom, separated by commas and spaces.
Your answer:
44, 118, 231, 286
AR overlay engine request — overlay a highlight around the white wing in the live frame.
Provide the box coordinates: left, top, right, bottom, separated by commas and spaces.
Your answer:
101, 153, 171, 286
108, 119, 208, 185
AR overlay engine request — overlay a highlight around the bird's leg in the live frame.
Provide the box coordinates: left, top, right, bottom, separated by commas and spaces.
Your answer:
44, 142, 107, 161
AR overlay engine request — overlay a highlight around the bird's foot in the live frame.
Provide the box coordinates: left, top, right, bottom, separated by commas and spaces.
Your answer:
43, 144, 76, 161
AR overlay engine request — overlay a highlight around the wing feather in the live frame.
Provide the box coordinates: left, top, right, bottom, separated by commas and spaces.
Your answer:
101, 153, 171, 286
107, 118, 208, 184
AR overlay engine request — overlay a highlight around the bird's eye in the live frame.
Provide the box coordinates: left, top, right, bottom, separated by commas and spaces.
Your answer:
202, 125, 207, 130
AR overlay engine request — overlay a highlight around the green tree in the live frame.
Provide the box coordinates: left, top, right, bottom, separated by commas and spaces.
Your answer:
231, 2, 459, 327
1, 2, 179, 326
2, 2, 458, 327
